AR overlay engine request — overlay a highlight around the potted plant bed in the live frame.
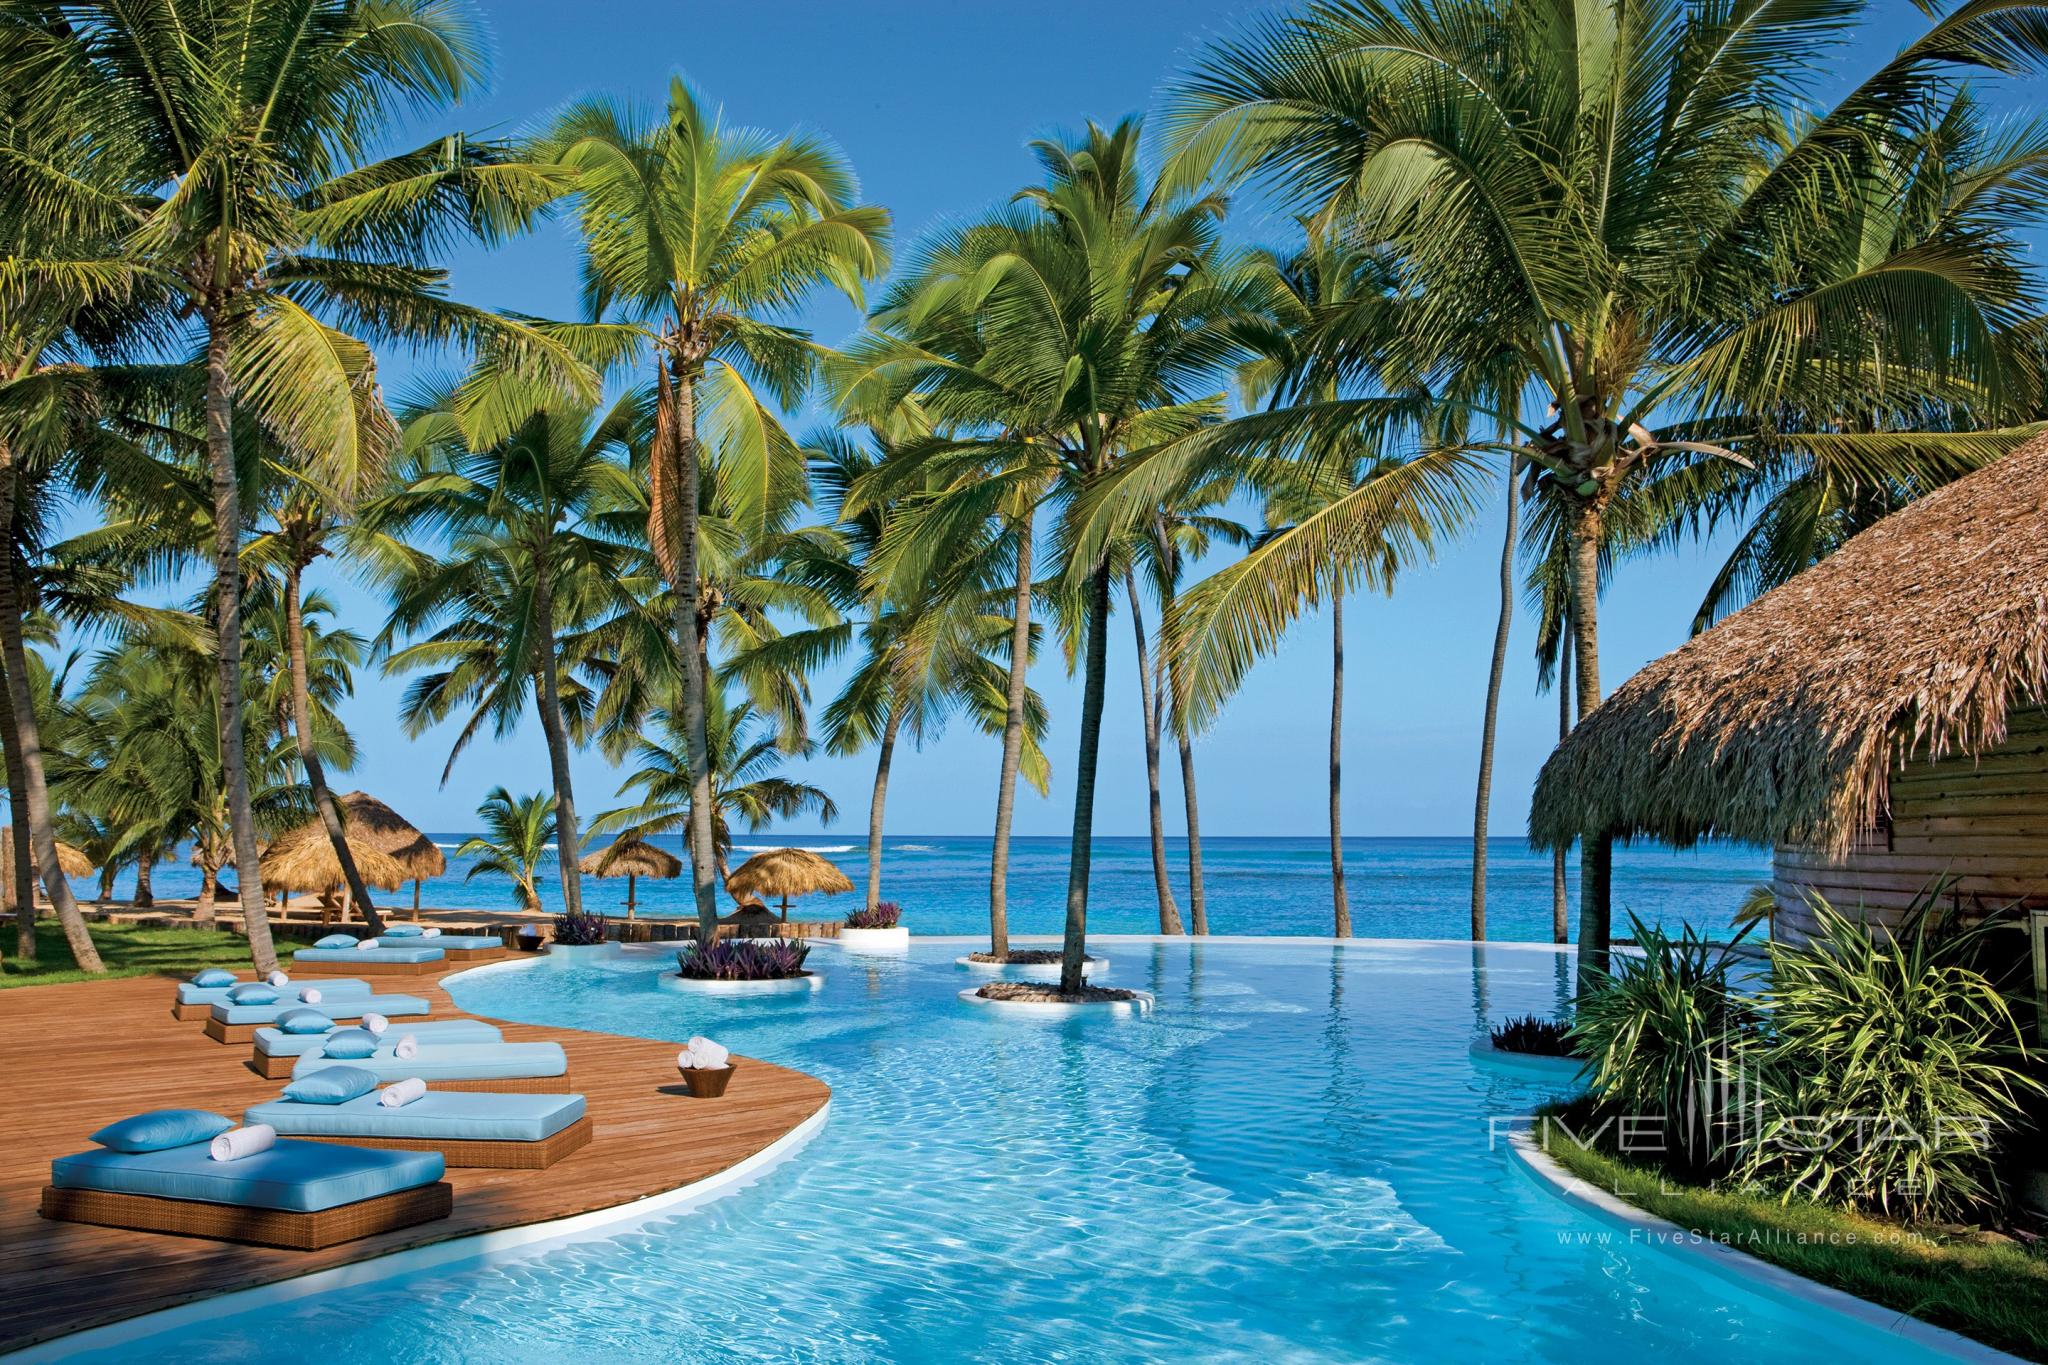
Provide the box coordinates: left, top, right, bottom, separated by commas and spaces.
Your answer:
1470, 1014, 1589, 1086
544, 910, 615, 963
955, 948, 1108, 981
658, 938, 825, 995
837, 901, 909, 953
675, 1036, 737, 1097
959, 980, 1153, 1017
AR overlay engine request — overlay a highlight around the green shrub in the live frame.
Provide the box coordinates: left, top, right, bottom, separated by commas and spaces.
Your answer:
1737, 895, 2040, 1222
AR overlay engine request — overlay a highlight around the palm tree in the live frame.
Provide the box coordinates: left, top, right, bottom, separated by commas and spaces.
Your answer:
588, 686, 837, 897
457, 788, 556, 914
365, 390, 645, 918
1168, 0, 2048, 977
538, 79, 889, 942
11, 0, 572, 971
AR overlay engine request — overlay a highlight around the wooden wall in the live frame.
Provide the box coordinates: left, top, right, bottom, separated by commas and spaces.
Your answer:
1773, 706, 2048, 945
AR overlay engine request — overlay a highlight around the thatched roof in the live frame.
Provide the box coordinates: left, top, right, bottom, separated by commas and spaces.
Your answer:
725, 848, 853, 900
259, 831, 409, 892
580, 836, 682, 880
1530, 430, 2048, 856
1, 839, 93, 879
330, 792, 445, 880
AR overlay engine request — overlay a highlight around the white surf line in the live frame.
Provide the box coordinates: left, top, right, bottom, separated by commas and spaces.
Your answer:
1507, 1128, 2023, 1365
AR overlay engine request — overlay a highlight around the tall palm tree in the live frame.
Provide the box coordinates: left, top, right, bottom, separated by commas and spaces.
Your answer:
10, 0, 573, 970
366, 391, 645, 917
1168, 0, 2048, 977
457, 788, 555, 914
539, 79, 889, 942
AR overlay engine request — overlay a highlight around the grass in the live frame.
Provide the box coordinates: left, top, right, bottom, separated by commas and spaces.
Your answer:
1535, 1101, 2048, 1361
0, 920, 291, 989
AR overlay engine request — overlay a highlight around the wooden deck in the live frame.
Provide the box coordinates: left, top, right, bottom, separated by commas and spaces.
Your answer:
0, 963, 831, 1354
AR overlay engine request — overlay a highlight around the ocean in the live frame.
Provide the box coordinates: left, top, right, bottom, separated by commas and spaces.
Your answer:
109, 836, 1770, 941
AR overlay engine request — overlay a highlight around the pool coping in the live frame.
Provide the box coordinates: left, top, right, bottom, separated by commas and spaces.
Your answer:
1507, 1128, 2024, 1365
2, 1102, 830, 1363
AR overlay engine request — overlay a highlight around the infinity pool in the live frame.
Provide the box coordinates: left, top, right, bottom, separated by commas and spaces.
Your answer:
67, 940, 1959, 1362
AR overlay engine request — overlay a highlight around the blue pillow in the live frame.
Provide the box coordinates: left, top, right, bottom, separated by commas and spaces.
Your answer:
190, 968, 236, 988
321, 1028, 381, 1059
225, 983, 279, 1005
90, 1109, 235, 1153
275, 1007, 335, 1035
380, 923, 424, 937
282, 1067, 379, 1105
313, 933, 358, 949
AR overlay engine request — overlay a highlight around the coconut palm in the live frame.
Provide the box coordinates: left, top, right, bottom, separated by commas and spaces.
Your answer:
1167, 0, 2048, 975
537, 79, 890, 941
456, 788, 556, 914
588, 686, 838, 895
8, 0, 576, 970
365, 390, 645, 917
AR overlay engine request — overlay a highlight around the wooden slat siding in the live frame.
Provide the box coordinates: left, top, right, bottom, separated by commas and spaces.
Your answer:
0, 967, 829, 1355
1774, 706, 2048, 947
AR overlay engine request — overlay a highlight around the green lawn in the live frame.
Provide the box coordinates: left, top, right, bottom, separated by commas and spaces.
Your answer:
0, 920, 290, 989
1537, 1103, 2048, 1361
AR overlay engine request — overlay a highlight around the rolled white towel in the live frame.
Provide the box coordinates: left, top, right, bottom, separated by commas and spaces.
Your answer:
379, 1077, 427, 1108
686, 1035, 730, 1069
209, 1124, 277, 1162
421, 927, 442, 937
301, 988, 323, 1006
393, 1033, 419, 1060
360, 1012, 388, 1035
266, 970, 290, 987
356, 938, 379, 950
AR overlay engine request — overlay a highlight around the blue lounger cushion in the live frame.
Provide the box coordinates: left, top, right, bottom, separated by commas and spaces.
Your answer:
90, 1109, 236, 1153
190, 968, 235, 988
210, 994, 430, 1027
426, 935, 502, 951
379, 923, 425, 937
291, 1041, 569, 1083
291, 945, 446, 965
253, 1019, 502, 1059
176, 978, 373, 1008
49, 1138, 444, 1212
247, 1091, 586, 1143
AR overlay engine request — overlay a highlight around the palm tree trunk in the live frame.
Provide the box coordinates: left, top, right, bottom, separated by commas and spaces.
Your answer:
528, 567, 585, 918
1568, 505, 1610, 985
203, 320, 278, 973
865, 706, 903, 908
987, 505, 1035, 959
283, 554, 382, 933
0, 453, 101, 971
1, 674, 37, 960
1330, 594, 1349, 937
1552, 626, 1571, 944
1155, 524, 1206, 934
134, 851, 154, 909
1060, 561, 1114, 995
660, 355, 721, 941
1126, 570, 1183, 935
1472, 454, 1522, 941
196, 863, 219, 923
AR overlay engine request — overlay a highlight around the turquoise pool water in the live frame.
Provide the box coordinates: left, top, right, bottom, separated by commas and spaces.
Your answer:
70, 941, 1956, 1363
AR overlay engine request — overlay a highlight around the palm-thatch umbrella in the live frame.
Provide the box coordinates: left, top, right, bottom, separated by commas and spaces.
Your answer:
260, 826, 408, 921
579, 835, 682, 920
1, 838, 94, 883
724, 848, 853, 921
264, 793, 446, 916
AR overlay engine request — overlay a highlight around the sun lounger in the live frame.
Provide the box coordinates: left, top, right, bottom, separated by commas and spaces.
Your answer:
291, 943, 447, 976
249, 1019, 503, 1078
431, 935, 509, 962
291, 1041, 572, 1092
204, 993, 430, 1045
245, 1091, 592, 1168
42, 1136, 450, 1250
172, 977, 373, 1022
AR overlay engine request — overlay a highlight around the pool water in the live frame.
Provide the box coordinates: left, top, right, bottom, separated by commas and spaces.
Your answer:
74, 941, 1954, 1363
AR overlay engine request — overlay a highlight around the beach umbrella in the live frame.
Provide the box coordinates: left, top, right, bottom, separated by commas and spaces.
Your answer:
266, 793, 446, 915
259, 826, 409, 922
579, 835, 682, 920
724, 848, 853, 920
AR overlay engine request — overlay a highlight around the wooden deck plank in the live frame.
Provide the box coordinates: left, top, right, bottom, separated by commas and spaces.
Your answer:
0, 964, 829, 1355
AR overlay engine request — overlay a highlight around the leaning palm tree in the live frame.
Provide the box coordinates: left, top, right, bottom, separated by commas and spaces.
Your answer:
537, 79, 889, 942
1166, 0, 2048, 976
8, 0, 575, 970
457, 788, 556, 914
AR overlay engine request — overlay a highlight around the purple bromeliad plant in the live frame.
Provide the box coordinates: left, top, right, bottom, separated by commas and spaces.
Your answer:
552, 909, 609, 946
844, 901, 901, 930
675, 937, 812, 980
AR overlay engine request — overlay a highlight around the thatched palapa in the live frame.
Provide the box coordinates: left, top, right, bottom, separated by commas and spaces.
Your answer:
1, 839, 94, 880
580, 836, 682, 919
725, 848, 853, 918
259, 831, 409, 893
1530, 431, 2048, 863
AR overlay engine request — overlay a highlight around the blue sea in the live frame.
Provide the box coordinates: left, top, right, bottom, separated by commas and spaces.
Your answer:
109, 836, 1768, 941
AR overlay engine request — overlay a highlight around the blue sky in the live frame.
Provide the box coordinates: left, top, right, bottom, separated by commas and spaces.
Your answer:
173, 0, 2025, 839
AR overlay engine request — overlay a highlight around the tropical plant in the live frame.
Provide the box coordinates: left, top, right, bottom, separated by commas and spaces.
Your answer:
674, 936, 810, 981
1489, 1014, 1573, 1057
1737, 897, 2041, 1221
538, 79, 889, 940
456, 788, 557, 914
550, 908, 609, 947
7, 0, 576, 970
1570, 915, 1757, 1181
1166, 0, 2048, 980
844, 901, 900, 930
